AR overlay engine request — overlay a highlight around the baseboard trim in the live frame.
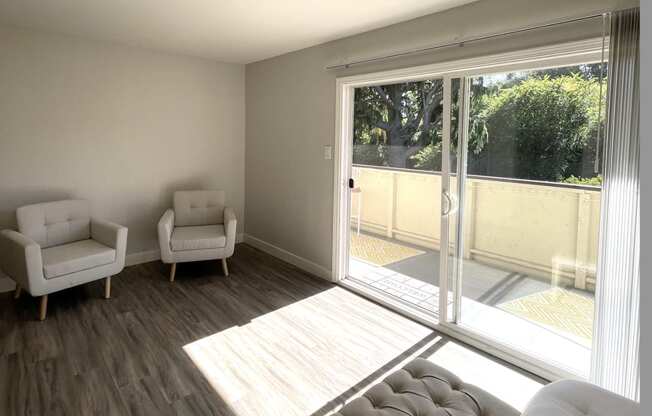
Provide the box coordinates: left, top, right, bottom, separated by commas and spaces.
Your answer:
244, 234, 332, 281
126, 249, 161, 266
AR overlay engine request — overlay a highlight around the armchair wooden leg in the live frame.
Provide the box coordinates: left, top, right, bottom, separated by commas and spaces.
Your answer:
221, 258, 229, 276
14, 284, 21, 299
39, 295, 48, 321
104, 276, 112, 299
170, 263, 177, 282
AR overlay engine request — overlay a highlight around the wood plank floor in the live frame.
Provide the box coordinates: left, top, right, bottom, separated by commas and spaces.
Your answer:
0, 244, 543, 415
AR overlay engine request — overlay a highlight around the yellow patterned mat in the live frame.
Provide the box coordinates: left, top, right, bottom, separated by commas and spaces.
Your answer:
498, 287, 594, 341
350, 233, 425, 266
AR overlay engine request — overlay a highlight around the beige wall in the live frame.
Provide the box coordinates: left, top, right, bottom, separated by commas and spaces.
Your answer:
245, 0, 637, 274
0, 26, 245, 275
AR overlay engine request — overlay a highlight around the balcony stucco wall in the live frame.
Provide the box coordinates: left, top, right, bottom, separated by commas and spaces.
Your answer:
351, 166, 601, 289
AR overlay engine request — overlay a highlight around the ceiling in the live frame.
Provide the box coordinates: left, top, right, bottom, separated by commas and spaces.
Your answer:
0, 0, 477, 63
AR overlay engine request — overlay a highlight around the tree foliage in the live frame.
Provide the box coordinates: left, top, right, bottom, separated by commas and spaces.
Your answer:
562, 175, 603, 186
353, 80, 443, 168
470, 74, 604, 181
352, 65, 605, 183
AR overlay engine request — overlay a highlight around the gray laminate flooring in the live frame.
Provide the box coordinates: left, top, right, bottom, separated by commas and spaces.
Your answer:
0, 243, 542, 416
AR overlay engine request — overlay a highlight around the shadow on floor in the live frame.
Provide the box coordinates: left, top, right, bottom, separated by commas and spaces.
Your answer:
310, 333, 448, 416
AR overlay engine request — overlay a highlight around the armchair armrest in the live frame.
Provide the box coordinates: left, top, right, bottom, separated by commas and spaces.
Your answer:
223, 207, 237, 257
91, 218, 128, 267
157, 209, 175, 263
0, 229, 44, 293
91, 218, 127, 249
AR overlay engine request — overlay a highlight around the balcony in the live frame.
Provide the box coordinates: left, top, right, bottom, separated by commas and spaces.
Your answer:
348, 165, 600, 376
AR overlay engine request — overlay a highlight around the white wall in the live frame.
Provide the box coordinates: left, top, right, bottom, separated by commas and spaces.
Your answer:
245, 0, 638, 275
0, 25, 245, 287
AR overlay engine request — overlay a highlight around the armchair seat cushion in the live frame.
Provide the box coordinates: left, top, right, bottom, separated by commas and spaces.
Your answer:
42, 239, 116, 279
171, 225, 226, 251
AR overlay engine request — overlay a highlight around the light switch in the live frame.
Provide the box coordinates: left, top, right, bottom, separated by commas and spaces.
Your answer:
324, 145, 333, 160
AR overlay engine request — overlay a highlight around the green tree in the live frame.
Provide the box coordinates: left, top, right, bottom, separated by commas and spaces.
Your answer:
411, 80, 491, 171
353, 80, 443, 168
353, 67, 604, 182
472, 74, 604, 181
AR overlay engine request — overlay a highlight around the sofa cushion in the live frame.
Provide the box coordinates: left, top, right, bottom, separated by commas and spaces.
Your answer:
171, 225, 226, 251
173, 190, 225, 226
333, 358, 519, 416
42, 239, 116, 279
522, 379, 640, 416
17, 200, 90, 248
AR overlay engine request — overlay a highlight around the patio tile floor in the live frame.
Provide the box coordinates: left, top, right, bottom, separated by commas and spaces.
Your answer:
348, 231, 594, 344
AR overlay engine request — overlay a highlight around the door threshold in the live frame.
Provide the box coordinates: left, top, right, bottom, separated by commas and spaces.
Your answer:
339, 277, 440, 331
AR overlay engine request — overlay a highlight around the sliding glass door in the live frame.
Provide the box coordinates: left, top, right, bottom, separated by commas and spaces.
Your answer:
338, 38, 607, 379
444, 62, 606, 377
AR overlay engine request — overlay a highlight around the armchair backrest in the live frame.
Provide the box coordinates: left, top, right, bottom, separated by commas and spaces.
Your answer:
173, 190, 225, 226
16, 200, 90, 248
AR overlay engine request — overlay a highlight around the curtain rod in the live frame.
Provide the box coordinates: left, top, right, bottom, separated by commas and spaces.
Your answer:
326, 11, 611, 70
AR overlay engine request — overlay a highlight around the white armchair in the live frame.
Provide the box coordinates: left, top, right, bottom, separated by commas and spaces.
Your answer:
0, 200, 128, 320
158, 190, 236, 282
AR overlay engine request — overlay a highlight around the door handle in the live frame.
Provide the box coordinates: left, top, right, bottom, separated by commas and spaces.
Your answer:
442, 191, 459, 216
442, 191, 452, 216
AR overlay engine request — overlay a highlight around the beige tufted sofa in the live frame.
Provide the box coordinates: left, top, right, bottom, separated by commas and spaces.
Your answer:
0, 200, 128, 320
158, 190, 237, 282
333, 358, 519, 416
333, 358, 640, 416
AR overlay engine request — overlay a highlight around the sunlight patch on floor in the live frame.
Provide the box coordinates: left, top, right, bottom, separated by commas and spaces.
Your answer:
424, 342, 543, 412
183, 287, 432, 416
183, 286, 543, 416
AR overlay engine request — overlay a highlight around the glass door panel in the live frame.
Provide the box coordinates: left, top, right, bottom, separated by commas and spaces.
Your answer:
347, 78, 445, 315
451, 63, 606, 377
